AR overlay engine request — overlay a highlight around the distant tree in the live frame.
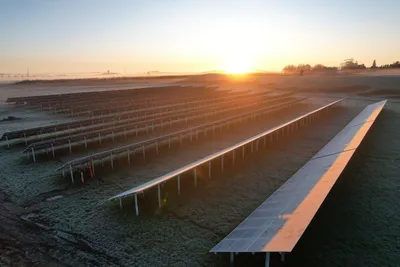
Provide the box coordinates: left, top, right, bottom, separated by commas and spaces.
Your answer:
389, 61, 400, 68
297, 64, 311, 72
313, 64, 326, 71
379, 61, 400, 69
283, 63, 338, 74
340, 58, 366, 70
314, 64, 324, 68
371, 60, 377, 69
283, 65, 297, 73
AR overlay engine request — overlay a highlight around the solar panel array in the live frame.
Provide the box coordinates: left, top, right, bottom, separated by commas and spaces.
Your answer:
56, 97, 304, 181
3, 83, 386, 266
210, 100, 386, 254
3, 86, 312, 188
24, 92, 290, 156
3, 89, 257, 143
108, 99, 343, 204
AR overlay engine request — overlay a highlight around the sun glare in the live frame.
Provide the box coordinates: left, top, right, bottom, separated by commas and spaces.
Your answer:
221, 56, 253, 75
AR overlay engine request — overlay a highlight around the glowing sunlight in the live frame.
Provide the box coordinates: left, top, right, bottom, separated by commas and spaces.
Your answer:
221, 56, 253, 74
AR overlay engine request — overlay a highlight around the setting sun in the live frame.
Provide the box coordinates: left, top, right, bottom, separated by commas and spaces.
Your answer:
221, 55, 253, 74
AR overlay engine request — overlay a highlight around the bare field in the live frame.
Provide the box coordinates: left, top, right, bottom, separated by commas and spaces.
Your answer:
0, 76, 399, 267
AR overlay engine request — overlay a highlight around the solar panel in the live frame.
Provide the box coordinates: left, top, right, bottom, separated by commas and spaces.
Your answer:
210, 100, 386, 254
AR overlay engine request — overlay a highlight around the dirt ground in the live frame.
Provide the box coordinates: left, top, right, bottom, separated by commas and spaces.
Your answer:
0, 75, 399, 267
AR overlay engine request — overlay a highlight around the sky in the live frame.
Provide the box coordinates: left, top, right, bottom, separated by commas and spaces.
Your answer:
1, 0, 399, 74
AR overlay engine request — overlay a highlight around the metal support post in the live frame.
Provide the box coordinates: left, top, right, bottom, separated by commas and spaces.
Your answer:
69, 165, 74, 184
265, 252, 270, 267
134, 194, 139, 216
157, 184, 161, 208
156, 141, 159, 154
32, 147, 36, 163
177, 175, 181, 195
51, 144, 55, 158
91, 159, 95, 176
194, 168, 197, 187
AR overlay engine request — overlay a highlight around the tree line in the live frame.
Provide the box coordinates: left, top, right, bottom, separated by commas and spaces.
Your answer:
283, 58, 400, 74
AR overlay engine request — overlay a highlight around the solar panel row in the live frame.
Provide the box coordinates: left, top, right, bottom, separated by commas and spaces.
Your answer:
39, 89, 223, 117
7, 85, 214, 106
210, 100, 386, 267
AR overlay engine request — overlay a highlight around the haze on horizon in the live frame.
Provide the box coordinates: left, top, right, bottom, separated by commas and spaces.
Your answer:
1, 0, 399, 75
